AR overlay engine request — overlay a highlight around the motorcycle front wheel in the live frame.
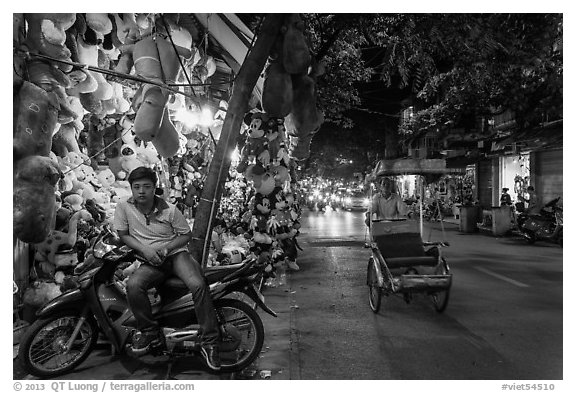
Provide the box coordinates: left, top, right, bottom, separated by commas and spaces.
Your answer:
18, 310, 98, 378
215, 298, 265, 372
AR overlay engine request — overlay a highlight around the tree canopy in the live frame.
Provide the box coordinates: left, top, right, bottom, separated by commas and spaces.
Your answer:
243, 13, 563, 176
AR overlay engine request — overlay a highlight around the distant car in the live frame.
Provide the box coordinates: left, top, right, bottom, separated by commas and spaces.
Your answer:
342, 191, 370, 211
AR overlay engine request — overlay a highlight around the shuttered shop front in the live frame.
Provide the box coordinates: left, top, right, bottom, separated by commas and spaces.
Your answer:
534, 149, 563, 203
477, 159, 493, 208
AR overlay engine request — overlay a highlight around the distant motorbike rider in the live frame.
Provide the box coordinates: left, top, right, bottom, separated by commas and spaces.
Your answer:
113, 166, 221, 370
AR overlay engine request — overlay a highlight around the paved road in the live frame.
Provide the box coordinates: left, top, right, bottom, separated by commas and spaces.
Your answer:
287, 208, 563, 380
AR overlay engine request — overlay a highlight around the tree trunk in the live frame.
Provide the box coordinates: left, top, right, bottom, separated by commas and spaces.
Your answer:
189, 14, 285, 267
384, 123, 399, 160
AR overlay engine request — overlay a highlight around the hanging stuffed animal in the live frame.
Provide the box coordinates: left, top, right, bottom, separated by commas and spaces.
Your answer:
128, 21, 192, 158
262, 60, 293, 118
23, 13, 76, 72
280, 14, 311, 75
13, 81, 58, 159
14, 155, 62, 243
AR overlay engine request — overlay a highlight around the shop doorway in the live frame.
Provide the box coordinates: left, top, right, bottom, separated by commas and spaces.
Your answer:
500, 153, 530, 204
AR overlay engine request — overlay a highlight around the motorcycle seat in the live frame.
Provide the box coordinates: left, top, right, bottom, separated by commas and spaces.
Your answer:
159, 264, 247, 289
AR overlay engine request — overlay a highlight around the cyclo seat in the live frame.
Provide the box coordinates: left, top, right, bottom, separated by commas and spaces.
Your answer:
371, 220, 438, 268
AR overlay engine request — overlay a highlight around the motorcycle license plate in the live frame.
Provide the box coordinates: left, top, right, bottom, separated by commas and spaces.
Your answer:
252, 284, 265, 303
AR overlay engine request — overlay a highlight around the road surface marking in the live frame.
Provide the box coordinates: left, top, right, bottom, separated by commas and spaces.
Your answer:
474, 266, 530, 288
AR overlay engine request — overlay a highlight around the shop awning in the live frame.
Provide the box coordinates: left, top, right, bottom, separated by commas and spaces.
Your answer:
490, 120, 563, 152
372, 158, 466, 177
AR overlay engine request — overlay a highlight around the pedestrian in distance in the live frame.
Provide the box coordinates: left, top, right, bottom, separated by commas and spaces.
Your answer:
500, 187, 512, 206
517, 185, 541, 215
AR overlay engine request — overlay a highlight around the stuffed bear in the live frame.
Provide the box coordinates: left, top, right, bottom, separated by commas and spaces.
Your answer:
14, 155, 61, 243
96, 168, 116, 190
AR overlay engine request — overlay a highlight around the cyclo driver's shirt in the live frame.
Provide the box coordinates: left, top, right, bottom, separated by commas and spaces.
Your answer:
371, 193, 407, 219
113, 196, 191, 257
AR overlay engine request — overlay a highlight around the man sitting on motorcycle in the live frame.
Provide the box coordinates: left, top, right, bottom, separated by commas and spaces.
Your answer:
113, 166, 221, 370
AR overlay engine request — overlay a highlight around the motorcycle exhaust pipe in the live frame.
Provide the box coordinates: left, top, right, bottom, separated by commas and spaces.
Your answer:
163, 328, 199, 342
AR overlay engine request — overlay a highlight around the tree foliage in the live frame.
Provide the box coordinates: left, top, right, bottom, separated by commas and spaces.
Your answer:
363, 14, 563, 135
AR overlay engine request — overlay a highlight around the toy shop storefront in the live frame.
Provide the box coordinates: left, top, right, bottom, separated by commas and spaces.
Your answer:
476, 121, 563, 209
13, 13, 320, 352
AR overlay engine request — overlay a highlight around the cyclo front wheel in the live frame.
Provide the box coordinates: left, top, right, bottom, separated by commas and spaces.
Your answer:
367, 258, 382, 313
18, 310, 99, 378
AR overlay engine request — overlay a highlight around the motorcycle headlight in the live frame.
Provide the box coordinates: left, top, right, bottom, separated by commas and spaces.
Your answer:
363, 198, 370, 206
93, 241, 116, 259
345, 197, 352, 204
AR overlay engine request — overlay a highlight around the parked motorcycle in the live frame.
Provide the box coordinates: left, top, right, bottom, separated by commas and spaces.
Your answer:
517, 196, 563, 246
18, 225, 276, 378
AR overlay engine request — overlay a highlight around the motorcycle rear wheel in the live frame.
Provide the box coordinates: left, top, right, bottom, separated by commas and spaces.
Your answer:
215, 298, 265, 372
18, 310, 98, 378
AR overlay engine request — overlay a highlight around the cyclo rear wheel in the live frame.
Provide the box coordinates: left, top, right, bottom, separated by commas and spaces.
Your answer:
367, 258, 382, 313
430, 258, 451, 313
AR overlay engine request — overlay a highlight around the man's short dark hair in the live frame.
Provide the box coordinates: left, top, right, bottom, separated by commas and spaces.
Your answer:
127, 166, 157, 186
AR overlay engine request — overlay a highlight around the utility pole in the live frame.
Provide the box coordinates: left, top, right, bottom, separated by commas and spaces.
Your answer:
188, 14, 285, 267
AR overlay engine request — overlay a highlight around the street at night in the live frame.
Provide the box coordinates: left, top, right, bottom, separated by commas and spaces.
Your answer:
287, 209, 563, 380
12, 10, 566, 389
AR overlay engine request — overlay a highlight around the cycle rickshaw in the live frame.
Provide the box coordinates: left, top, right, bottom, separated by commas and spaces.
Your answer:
365, 158, 460, 313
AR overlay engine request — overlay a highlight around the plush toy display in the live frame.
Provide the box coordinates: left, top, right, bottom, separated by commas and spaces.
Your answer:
23, 281, 62, 308
14, 13, 311, 297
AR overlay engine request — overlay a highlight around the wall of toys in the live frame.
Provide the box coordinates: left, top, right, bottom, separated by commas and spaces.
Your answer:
13, 13, 319, 317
